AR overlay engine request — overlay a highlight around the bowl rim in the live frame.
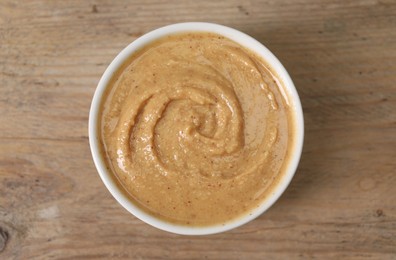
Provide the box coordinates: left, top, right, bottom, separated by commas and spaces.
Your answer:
89, 22, 304, 235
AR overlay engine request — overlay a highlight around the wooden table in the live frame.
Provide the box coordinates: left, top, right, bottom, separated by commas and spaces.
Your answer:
1, 0, 395, 259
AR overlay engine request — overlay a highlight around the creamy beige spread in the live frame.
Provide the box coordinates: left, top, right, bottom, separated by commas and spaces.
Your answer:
100, 32, 294, 226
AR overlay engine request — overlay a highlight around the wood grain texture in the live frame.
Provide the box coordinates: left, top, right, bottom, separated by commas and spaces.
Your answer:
1, 0, 395, 259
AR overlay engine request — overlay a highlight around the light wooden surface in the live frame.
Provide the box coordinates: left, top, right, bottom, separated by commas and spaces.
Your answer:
1, 0, 396, 259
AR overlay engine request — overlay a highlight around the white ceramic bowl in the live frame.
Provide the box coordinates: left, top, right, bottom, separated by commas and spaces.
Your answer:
89, 22, 304, 235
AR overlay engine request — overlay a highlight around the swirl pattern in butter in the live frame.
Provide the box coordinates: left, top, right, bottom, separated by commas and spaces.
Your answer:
100, 33, 293, 226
